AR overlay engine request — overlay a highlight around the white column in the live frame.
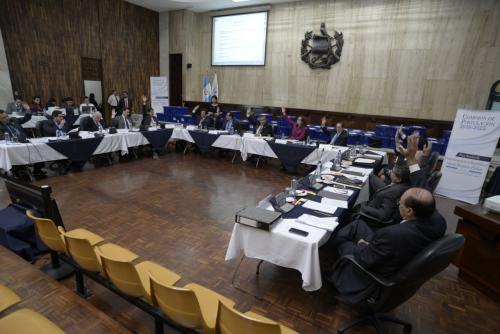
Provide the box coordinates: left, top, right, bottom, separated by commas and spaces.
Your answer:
0, 27, 13, 109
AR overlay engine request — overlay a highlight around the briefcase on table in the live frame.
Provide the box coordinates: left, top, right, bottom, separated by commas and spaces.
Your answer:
235, 207, 282, 231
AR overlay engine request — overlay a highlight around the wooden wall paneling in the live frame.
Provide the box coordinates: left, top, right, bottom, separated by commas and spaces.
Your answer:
0, 0, 159, 116
169, 0, 500, 121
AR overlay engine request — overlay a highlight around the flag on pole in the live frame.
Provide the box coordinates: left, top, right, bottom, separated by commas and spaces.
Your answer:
211, 72, 218, 98
202, 71, 211, 102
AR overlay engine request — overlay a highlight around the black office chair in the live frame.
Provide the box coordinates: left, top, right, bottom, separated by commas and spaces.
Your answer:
333, 234, 465, 334
36, 120, 46, 137
427, 171, 442, 193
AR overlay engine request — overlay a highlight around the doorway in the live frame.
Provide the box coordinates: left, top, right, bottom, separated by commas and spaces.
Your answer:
169, 53, 183, 106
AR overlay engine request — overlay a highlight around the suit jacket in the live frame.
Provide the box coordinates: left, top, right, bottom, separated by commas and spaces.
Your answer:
111, 115, 133, 129
196, 115, 215, 129
117, 97, 132, 115
0, 114, 30, 141
359, 182, 410, 225
64, 107, 78, 127
332, 211, 446, 304
80, 117, 105, 132
41, 119, 68, 137
5, 102, 29, 115
255, 123, 273, 137
220, 119, 239, 132
322, 127, 348, 146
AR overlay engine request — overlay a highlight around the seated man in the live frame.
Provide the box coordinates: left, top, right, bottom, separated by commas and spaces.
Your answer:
0, 109, 46, 178
325, 187, 446, 304
79, 96, 96, 114
140, 95, 158, 127
61, 97, 79, 128
6, 96, 30, 115
220, 112, 238, 132
254, 115, 273, 137
321, 120, 348, 146
356, 161, 410, 227
112, 108, 132, 129
0, 109, 31, 141
80, 111, 105, 132
192, 106, 214, 129
41, 110, 68, 137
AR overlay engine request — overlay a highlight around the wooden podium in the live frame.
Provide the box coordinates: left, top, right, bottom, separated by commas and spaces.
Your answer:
454, 204, 500, 299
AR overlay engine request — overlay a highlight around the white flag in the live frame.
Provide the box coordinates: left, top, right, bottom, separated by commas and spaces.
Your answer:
211, 73, 218, 98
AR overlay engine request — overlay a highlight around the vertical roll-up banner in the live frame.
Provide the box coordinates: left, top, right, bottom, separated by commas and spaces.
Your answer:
436, 109, 500, 204
150, 76, 169, 115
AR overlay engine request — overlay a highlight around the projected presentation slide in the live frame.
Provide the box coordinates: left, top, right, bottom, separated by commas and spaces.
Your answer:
212, 12, 268, 66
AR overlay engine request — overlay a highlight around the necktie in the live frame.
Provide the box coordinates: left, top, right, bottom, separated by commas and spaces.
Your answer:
124, 116, 129, 129
331, 133, 339, 145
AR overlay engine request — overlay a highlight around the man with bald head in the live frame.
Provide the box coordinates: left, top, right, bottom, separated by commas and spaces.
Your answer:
326, 187, 446, 304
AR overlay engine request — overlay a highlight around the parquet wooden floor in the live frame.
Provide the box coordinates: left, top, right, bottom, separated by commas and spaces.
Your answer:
1, 152, 499, 333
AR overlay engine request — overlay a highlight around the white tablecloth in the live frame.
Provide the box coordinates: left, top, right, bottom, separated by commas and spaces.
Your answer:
0, 130, 161, 170
170, 127, 194, 143
212, 135, 242, 151
225, 161, 375, 291
225, 219, 331, 291
240, 137, 277, 161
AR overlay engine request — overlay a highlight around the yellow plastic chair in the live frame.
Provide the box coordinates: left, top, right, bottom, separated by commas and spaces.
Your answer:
95, 243, 181, 303
26, 210, 99, 255
216, 301, 299, 334
0, 308, 65, 334
61, 230, 105, 273
0, 284, 21, 313
150, 273, 235, 334
26, 210, 67, 254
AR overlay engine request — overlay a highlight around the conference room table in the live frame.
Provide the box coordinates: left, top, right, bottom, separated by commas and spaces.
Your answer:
225, 155, 386, 291
166, 125, 389, 168
0, 128, 173, 171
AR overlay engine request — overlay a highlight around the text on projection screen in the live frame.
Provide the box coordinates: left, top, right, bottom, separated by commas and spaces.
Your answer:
212, 12, 268, 66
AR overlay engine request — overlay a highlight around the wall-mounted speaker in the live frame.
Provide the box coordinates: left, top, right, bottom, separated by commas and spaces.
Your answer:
187, 63, 192, 69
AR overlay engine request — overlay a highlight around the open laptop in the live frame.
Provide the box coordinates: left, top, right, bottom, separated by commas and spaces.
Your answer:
270, 191, 294, 213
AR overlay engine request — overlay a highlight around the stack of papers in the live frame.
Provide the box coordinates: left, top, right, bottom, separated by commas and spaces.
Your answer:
303, 200, 337, 214
323, 186, 354, 196
321, 197, 348, 209
297, 214, 338, 231
275, 139, 288, 144
354, 158, 376, 164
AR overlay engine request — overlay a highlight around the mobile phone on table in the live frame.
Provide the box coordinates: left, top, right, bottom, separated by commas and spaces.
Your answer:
289, 228, 309, 237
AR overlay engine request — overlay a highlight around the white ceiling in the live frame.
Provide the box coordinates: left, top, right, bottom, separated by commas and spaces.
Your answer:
126, 0, 302, 13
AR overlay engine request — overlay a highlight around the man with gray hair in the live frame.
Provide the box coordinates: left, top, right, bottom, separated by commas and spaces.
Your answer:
325, 187, 446, 304
80, 111, 105, 132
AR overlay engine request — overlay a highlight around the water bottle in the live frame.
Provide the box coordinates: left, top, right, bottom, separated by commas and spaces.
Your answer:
4, 133, 10, 144
315, 160, 322, 179
11, 133, 18, 143
98, 123, 103, 134
306, 135, 310, 145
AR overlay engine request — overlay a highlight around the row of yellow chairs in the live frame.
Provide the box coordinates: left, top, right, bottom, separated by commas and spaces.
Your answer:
26, 211, 298, 334
0, 284, 65, 333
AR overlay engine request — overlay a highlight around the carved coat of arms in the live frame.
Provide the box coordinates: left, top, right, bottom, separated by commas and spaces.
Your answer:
301, 23, 344, 69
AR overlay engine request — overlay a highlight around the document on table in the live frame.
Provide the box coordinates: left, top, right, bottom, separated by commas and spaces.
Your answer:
354, 158, 376, 164
321, 197, 348, 209
302, 200, 338, 214
322, 186, 354, 197
297, 214, 338, 231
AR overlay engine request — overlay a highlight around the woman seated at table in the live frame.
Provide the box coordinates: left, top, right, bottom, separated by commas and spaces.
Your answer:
281, 107, 308, 141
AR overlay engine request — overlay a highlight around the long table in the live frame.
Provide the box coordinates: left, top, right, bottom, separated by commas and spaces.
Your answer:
224, 158, 383, 291
0, 128, 173, 171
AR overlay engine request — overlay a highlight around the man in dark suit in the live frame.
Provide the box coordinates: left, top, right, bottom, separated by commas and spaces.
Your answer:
41, 110, 68, 137
398, 134, 436, 190
80, 111, 105, 132
140, 95, 158, 127
321, 120, 348, 146
326, 187, 446, 304
0, 109, 47, 178
61, 97, 79, 128
117, 91, 132, 116
254, 115, 273, 137
0, 109, 31, 141
192, 106, 214, 129
356, 161, 410, 227
220, 112, 238, 132
111, 108, 132, 129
